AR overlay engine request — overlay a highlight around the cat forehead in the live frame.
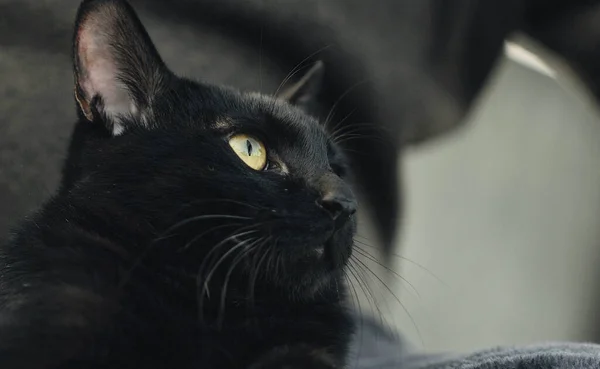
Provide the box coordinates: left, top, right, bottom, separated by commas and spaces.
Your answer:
216, 91, 331, 168
210, 90, 328, 142
149, 81, 329, 150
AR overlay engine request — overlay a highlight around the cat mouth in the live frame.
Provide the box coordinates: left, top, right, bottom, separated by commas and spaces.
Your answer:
322, 234, 351, 271
298, 239, 333, 266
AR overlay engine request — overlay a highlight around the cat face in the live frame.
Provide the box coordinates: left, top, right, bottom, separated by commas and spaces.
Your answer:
68, 0, 356, 297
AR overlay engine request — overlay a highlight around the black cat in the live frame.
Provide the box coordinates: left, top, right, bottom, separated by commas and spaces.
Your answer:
0, 0, 356, 368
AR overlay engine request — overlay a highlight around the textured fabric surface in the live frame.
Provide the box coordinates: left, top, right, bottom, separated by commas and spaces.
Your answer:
403, 344, 600, 369
352, 318, 600, 369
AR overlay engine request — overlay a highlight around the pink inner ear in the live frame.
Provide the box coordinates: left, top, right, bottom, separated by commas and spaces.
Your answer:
77, 13, 133, 122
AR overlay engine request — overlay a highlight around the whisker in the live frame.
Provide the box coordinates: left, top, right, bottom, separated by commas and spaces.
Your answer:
272, 44, 333, 98
323, 79, 371, 129
155, 214, 252, 243
351, 258, 396, 327
348, 260, 383, 324
331, 122, 394, 138
328, 107, 357, 134
334, 148, 375, 157
118, 217, 252, 290
353, 238, 447, 286
353, 245, 421, 299
247, 237, 273, 308
334, 133, 392, 146
344, 271, 362, 317
351, 256, 424, 346
198, 229, 260, 288
197, 233, 258, 322
217, 237, 263, 328
195, 227, 260, 303
202, 233, 259, 289
184, 198, 261, 210
332, 128, 390, 141
178, 223, 244, 253
265, 242, 277, 282
268, 45, 332, 120
343, 270, 365, 367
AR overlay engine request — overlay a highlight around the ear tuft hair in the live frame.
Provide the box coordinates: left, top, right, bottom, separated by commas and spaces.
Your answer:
73, 0, 171, 135
277, 61, 325, 114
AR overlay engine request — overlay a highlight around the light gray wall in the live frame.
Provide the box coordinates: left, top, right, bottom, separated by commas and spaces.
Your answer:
356, 56, 600, 353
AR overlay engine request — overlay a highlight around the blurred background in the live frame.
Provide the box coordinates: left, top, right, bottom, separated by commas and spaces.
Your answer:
357, 41, 600, 352
2, 0, 600, 356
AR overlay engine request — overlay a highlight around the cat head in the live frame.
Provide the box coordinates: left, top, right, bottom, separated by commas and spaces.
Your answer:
68, 0, 356, 298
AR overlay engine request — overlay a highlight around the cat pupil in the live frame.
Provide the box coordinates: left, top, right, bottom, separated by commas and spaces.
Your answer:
246, 140, 253, 155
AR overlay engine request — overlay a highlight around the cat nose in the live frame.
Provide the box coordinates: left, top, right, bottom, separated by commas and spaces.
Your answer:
316, 173, 357, 226
318, 193, 357, 220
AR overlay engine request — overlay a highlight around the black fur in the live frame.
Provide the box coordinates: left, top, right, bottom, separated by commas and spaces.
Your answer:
0, 1, 356, 368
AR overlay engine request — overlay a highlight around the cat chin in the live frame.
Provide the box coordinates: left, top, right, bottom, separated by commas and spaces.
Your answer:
263, 238, 353, 299
275, 267, 345, 301
304, 271, 342, 298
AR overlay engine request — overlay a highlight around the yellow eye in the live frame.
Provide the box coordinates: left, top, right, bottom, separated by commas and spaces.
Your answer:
228, 134, 267, 170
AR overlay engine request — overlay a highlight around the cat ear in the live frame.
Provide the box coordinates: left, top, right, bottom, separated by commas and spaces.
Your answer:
277, 61, 324, 113
73, 0, 171, 135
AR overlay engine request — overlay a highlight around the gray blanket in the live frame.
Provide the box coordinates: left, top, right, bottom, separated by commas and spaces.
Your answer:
353, 318, 600, 368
